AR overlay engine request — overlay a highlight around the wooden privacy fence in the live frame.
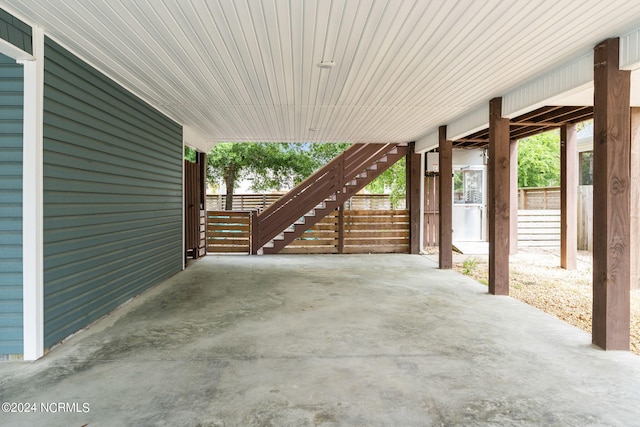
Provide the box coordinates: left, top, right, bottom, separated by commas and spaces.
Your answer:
280, 209, 410, 254
519, 186, 593, 250
518, 187, 560, 210
206, 210, 256, 253
578, 185, 593, 251
207, 193, 405, 211
423, 175, 440, 247
518, 210, 560, 247
206, 209, 409, 254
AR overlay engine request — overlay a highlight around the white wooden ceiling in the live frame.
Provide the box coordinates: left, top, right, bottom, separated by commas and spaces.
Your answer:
4, 0, 640, 150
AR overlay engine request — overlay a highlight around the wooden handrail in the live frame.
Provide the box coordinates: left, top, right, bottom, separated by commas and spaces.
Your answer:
258, 144, 358, 222
256, 143, 393, 248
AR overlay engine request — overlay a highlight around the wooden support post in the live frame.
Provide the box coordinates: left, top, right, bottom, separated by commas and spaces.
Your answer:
509, 140, 518, 255
338, 204, 345, 254
561, 124, 578, 269
250, 209, 259, 255
632, 108, 640, 291
407, 142, 421, 254
592, 38, 631, 350
488, 98, 510, 295
438, 126, 453, 269
198, 152, 207, 209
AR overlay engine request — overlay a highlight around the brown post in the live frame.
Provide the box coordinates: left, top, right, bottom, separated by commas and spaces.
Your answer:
592, 38, 631, 350
438, 126, 453, 269
406, 142, 421, 254
561, 124, 578, 269
250, 209, 259, 255
632, 108, 640, 291
488, 98, 510, 295
509, 140, 518, 255
338, 203, 345, 254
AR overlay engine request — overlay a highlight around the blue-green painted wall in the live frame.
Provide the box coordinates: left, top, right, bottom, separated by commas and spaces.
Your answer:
0, 8, 32, 54
0, 53, 23, 356
43, 38, 183, 348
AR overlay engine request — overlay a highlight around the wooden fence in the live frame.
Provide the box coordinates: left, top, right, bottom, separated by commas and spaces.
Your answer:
578, 186, 593, 251
423, 175, 440, 246
513, 186, 595, 250
518, 187, 560, 210
206, 209, 409, 255
206, 193, 405, 211
206, 210, 256, 253
280, 209, 410, 254
184, 157, 206, 260
517, 210, 561, 247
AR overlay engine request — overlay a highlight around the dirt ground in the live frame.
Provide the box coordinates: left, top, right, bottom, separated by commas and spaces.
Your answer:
442, 247, 640, 356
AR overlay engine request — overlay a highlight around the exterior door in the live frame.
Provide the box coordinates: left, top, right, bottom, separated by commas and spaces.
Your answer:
452, 167, 485, 241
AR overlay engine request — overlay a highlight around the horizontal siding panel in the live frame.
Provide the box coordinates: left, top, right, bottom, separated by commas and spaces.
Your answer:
0, 95, 23, 107
43, 202, 182, 217
0, 272, 20, 286
44, 48, 179, 137
0, 193, 21, 205
0, 327, 22, 340
0, 164, 22, 176
44, 222, 180, 265
0, 8, 32, 54
43, 38, 182, 348
44, 103, 182, 169
45, 250, 179, 337
0, 284, 21, 300
45, 242, 180, 309
0, 300, 22, 312
44, 139, 182, 182
0, 242, 22, 254
0, 53, 22, 356
44, 208, 181, 229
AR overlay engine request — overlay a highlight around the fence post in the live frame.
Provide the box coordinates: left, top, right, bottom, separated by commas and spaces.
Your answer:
250, 209, 259, 255
338, 204, 345, 254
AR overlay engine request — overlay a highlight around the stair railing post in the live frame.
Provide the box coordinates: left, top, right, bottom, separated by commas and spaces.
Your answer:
250, 209, 259, 254
339, 203, 345, 254
338, 155, 345, 197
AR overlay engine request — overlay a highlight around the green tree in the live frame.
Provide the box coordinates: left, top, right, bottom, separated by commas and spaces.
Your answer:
206, 142, 348, 209
184, 146, 197, 163
517, 130, 560, 188
364, 157, 406, 208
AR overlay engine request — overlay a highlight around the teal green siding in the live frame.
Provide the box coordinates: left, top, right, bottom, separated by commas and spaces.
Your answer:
0, 53, 23, 355
0, 8, 32, 54
43, 38, 183, 348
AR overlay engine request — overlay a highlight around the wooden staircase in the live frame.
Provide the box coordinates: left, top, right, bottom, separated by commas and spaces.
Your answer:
255, 143, 408, 254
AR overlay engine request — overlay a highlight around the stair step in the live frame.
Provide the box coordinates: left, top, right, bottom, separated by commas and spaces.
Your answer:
258, 143, 405, 254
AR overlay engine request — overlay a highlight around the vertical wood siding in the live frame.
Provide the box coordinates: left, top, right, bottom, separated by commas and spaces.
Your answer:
0, 8, 32, 54
43, 38, 182, 348
0, 53, 23, 355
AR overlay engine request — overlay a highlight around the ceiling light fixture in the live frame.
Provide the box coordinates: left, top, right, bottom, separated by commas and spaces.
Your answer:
309, 128, 319, 131
318, 61, 336, 69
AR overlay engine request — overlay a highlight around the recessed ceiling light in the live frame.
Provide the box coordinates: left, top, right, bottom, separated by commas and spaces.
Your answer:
309, 128, 319, 131
318, 61, 336, 69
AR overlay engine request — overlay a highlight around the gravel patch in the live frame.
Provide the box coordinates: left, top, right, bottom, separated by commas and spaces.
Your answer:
448, 247, 640, 356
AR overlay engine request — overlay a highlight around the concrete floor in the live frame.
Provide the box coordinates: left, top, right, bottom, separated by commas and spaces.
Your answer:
2, 255, 640, 426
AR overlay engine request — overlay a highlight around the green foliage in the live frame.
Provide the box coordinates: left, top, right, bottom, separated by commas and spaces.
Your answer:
206, 141, 406, 209
517, 130, 560, 188
462, 257, 480, 275
206, 142, 349, 194
184, 146, 197, 162
364, 157, 406, 208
